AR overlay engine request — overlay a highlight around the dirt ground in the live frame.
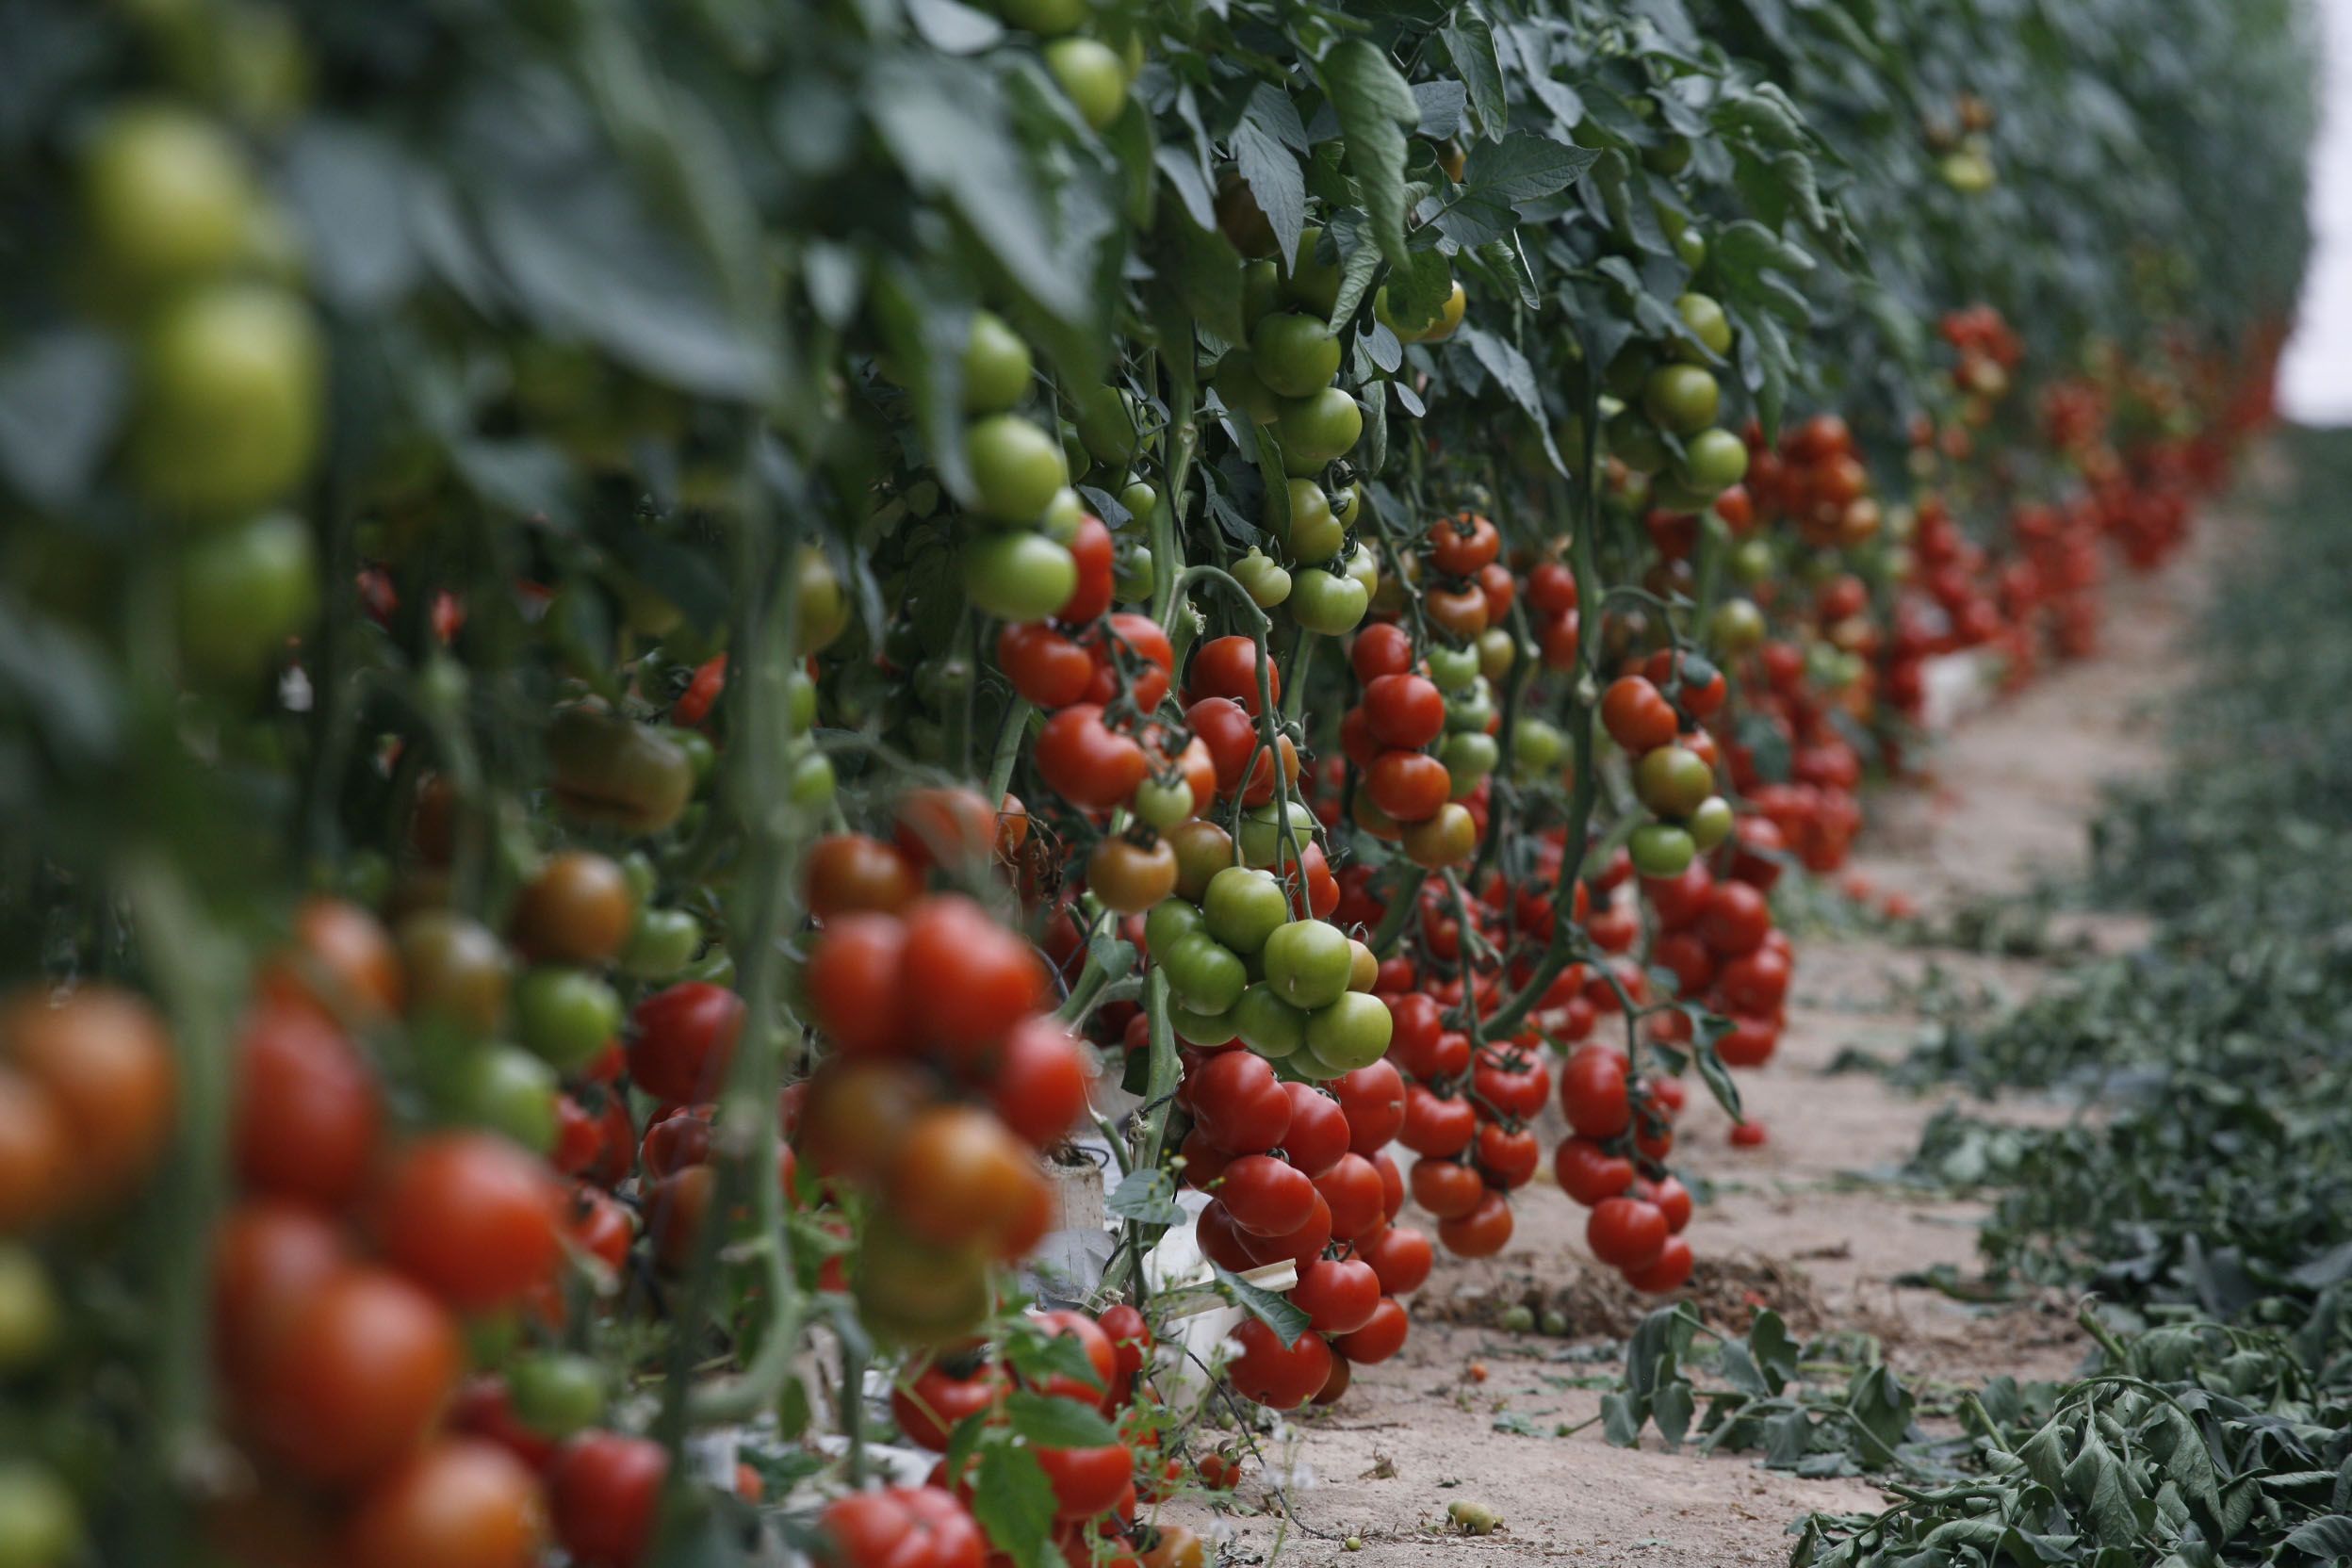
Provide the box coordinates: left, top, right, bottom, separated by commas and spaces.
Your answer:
1176, 514, 2230, 1566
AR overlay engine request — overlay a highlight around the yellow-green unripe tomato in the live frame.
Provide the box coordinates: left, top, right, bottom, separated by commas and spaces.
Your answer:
1673, 293, 1733, 361
1230, 983, 1307, 1059
1215, 351, 1282, 425
961, 310, 1033, 413
1278, 479, 1342, 564
1250, 313, 1341, 399
963, 531, 1077, 620
1643, 364, 1721, 435
1277, 388, 1363, 475
1044, 37, 1128, 131
1073, 384, 1141, 466
177, 512, 319, 679
1279, 226, 1343, 318
1304, 991, 1393, 1072
136, 284, 322, 520
83, 105, 256, 290
964, 414, 1069, 522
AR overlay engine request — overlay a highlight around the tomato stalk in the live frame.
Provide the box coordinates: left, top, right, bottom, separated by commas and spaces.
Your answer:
121, 854, 242, 1557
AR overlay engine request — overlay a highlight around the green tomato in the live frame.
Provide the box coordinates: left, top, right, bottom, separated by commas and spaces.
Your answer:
1165, 999, 1238, 1047
671, 727, 718, 787
788, 747, 837, 811
1286, 568, 1367, 634
1120, 479, 1158, 520
1215, 351, 1282, 425
1039, 485, 1086, 543
446, 1045, 559, 1154
1237, 801, 1315, 869
1688, 795, 1736, 852
1607, 411, 1669, 475
514, 968, 624, 1072
1201, 866, 1288, 955
1045, 37, 1128, 131
1643, 365, 1721, 436
1445, 678, 1495, 733
136, 283, 322, 520
1709, 596, 1767, 656
1634, 745, 1714, 818
1072, 384, 1140, 466
0, 1249, 57, 1374
1229, 983, 1308, 1059
1279, 226, 1343, 318
1276, 388, 1363, 475
1673, 293, 1733, 360
1241, 259, 1282, 327
1427, 644, 1479, 693
1161, 931, 1247, 1015
1643, 135, 1693, 175
1730, 537, 1776, 585
964, 414, 1070, 522
177, 511, 319, 679
84, 106, 256, 291
1144, 897, 1207, 956
1342, 547, 1380, 599
0, 1462, 79, 1568
622, 906, 702, 978
1304, 991, 1394, 1073
1438, 730, 1499, 795
963, 531, 1078, 620
1627, 822, 1697, 880
1513, 717, 1568, 774
1250, 313, 1340, 399
1261, 919, 1353, 1010
997, 0, 1086, 33
1477, 627, 1516, 684
510, 1351, 608, 1439
1135, 776, 1195, 829
1115, 541, 1155, 603
785, 668, 819, 733
962, 310, 1034, 413
1674, 226, 1708, 269
1233, 549, 1293, 608
1279, 479, 1342, 564
1329, 484, 1360, 526
1680, 428, 1750, 495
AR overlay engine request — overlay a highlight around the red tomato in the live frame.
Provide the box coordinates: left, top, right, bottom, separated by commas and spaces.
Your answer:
1438, 1190, 1513, 1258
1188, 1051, 1293, 1154
1036, 705, 1149, 809
232, 1001, 383, 1211
1219, 1153, 1317, 1236
1586, 1198, 1668, 1270
989, 1018, 1094, 1147
1330, 1297, 1408, 1364
900, 896, 1046, 1063
1226, 1318, 1332, 1410
1356, 1225, 1433, 1297
1559, 1045, 1632, 1138
547, 1434, 668, 1568
374, 1134, 563, 1312
1624, 1233, 1694, 1294
1185, 634, 1279, 715
1363, 674, 1445, 750
1278, 1084, 1348, 1177
1397, 1086, 1476, 1157
1059, 515, 1116, 625
245, 1266, 462, 1484
1599, 676, 1678, 753
1315, 1153, 1386, 1241
1552, 1136, 1635, 1206
1407, 1156, 1483, 1219
1348, 623, 1414, 682
1330, 1061, 1406, 1153
343, 1438, 547, 1568
1290, 1257, 1380, 1335
628, 982, 747, 1103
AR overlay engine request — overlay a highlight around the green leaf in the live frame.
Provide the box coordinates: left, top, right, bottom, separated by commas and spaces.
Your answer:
1443, 15, 1506, 138
1105, 1168, 1184, 1226
867, 53, 1093, 328
1212, 1262, 1311, 1348
2063, 1424, 2141, 1548
1413, 81, 1467, 140
2282, 1516, 2352, 1557
1600, 1389, 1642, 1447
1319, 40, 1420, 270
285, 121, 421, 312
0, 330, 124, 511
1431, 133, 1599, 249
905, 0, 1003, 53
1233, 85, 1307, 270
1455, 323, 1565, 474
1004, 1330, 1104, 1394
973, 1444, 1060, 1568
1159, 208, 1245, 351
1005, 1389, 1120, 1448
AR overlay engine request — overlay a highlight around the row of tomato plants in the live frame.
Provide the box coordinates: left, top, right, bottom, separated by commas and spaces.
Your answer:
0, 0, 2310, 1564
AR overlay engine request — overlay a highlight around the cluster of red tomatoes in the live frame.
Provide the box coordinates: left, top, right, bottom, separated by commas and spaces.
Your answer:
1178, 1049, 1425, 1406
792, 796, 1098, 1345
873, 1303, 1202, 1568
204, 896, 596, 1567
